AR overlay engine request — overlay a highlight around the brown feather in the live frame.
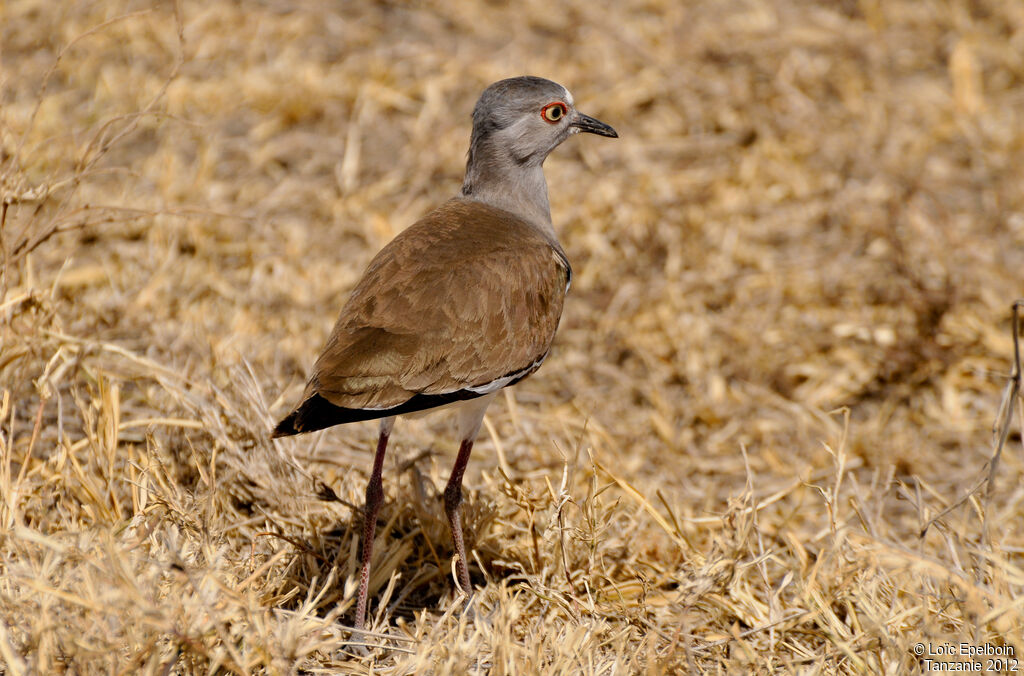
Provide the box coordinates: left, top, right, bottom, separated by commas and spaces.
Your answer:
283, 197, 570, 423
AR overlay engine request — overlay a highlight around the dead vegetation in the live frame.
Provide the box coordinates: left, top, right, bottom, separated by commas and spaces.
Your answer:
2, 0, 1023, 673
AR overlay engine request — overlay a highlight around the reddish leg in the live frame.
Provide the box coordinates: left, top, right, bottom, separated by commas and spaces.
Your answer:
354, 418, 394, 630
444, 437, 475, 595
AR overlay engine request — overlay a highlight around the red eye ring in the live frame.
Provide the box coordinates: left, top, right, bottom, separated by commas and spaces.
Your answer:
541, 102, 568, 123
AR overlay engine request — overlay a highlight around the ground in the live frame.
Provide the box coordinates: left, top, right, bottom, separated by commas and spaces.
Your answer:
1, 0, 1023, 673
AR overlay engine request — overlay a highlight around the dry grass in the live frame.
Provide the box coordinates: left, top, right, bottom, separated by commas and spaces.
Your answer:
2, 0, 1024, 673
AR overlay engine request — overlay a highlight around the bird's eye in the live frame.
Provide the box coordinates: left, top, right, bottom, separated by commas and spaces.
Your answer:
541, 102, 567, 123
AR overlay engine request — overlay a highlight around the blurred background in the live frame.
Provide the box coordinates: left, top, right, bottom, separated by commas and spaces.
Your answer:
2, 0, 1023, 672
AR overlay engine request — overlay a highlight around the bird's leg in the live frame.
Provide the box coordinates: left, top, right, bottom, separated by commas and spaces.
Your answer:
444, 437, 475, 595
442, 393, 495, 599
354, 416, 395, 630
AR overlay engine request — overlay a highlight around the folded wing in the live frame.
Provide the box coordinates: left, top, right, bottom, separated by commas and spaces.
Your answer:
273, 199, 570, 436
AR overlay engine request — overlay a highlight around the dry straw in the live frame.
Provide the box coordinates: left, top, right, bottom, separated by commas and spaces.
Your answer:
2, 0, 1023, 673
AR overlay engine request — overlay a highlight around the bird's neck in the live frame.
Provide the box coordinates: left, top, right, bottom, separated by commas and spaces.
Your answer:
460, 138, 556, 241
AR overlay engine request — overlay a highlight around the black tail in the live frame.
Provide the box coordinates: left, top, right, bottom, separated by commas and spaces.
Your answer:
270, 409, 303, 438
270, 389, 488, 438
271, 394, 385, 437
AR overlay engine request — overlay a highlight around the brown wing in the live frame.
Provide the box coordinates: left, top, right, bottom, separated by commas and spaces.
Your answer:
295, 198, 569, 415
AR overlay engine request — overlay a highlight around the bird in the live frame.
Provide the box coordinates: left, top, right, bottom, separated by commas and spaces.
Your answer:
271, 76, 617, 630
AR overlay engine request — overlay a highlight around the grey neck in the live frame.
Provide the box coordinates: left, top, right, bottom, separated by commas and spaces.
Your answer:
460, 137, 556, 241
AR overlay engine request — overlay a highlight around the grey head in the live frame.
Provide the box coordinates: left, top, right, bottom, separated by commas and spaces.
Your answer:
461, 76, 617, 236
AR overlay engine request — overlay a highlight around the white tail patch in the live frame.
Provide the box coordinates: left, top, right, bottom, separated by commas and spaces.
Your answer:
465, 354, 548, 395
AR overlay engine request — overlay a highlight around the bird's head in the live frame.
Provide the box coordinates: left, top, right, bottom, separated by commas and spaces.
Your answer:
468, 76, 617, 167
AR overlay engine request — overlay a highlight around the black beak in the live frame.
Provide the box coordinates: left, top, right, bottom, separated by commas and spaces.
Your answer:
570, 112, 618, 138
